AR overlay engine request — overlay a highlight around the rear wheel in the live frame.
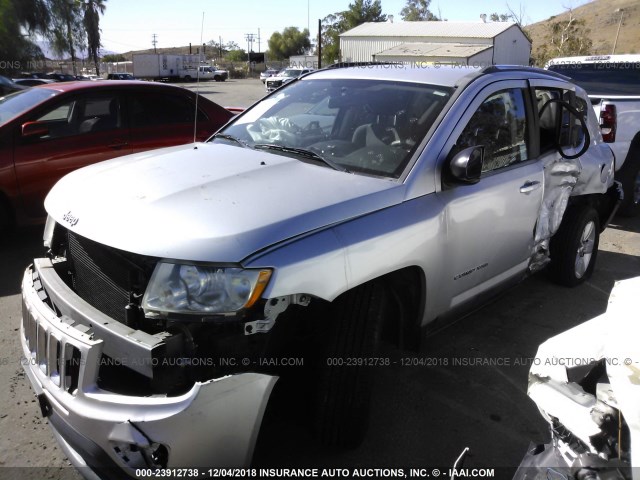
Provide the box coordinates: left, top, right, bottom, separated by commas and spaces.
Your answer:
314, 281, 385, 448
548, 206, 600, 287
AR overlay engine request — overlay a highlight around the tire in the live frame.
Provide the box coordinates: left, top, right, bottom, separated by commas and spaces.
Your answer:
184, 75, 192, 82
314, 281, 385, 448
548, 206, 600, 287
617, 157, 640, 217
214, 76, 222, 82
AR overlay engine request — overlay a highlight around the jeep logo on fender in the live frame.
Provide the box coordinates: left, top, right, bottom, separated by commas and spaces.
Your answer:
62, 211, 79, 227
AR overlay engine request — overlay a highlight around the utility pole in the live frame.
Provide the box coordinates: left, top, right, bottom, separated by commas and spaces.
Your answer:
244, 33, 256, 71
318, 18, 322, 69
152, 33, 158, 53
612, 9, 625, 54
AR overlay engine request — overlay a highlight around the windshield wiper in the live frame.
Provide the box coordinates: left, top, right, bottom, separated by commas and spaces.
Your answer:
211, 133, 247, 147
253, 144, 349, 173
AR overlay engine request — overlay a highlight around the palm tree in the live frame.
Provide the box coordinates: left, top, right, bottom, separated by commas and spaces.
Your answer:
83, 0, 107, 75
49, 0, 85, 76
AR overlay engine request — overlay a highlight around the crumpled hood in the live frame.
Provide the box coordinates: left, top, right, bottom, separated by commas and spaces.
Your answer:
45, 143, 404, 262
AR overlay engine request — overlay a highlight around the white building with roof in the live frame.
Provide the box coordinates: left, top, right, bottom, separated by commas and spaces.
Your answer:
339, 21, 531, 66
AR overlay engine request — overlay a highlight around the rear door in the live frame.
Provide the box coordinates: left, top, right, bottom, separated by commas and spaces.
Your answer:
14, 90, 131, 219
436, 81, 544, 307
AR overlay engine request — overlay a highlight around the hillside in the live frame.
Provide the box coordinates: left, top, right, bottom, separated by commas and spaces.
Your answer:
526, 0, 640, 63
118, 46, 202, 60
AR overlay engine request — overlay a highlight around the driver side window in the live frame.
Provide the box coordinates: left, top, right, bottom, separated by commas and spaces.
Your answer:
454, 89, 529, 174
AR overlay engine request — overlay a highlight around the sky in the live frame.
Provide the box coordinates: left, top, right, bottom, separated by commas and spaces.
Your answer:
98, 0, 592, 54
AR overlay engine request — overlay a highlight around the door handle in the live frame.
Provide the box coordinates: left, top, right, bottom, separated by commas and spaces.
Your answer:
520, 181, 541, 194
107, 141, 128, 149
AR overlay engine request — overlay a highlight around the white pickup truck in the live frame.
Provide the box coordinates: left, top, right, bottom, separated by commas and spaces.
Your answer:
548, 55, 640, 216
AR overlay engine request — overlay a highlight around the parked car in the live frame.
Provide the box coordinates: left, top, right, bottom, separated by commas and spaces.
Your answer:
12, 78, 56, 87
17, 72, 52, 79
0, 75, 26, 96
198, 66, 228, 82
47, 72, 78, 82
0, 81, 234, 230
514, 276, 638, 480
20, 65, 619, 475
547, 54, 640, 216
260, 68, 280, 83
107, 73, 136, 80
265, 67, 313, 91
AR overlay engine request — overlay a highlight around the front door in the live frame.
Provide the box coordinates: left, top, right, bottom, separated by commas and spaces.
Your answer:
14, 91, 131, 219
437, 82, 544, 307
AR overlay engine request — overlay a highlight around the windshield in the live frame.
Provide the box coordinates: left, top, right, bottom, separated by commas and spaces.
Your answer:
0, 88, 58, 126
549, 62, 640, 96
282, 69, 302, 78
214, 78, 453, 178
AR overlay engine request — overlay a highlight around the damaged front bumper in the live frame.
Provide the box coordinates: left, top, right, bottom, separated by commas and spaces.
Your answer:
20, 259, 277, 479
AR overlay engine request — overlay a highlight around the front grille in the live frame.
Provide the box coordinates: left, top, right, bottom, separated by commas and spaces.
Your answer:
57, 228, 156, 323
23, 279, 82, 395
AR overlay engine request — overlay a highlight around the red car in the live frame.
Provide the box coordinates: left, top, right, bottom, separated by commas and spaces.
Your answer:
0, 81, 233, 230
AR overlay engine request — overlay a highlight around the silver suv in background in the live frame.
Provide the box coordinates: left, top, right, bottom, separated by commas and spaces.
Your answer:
21, 65, 620, 476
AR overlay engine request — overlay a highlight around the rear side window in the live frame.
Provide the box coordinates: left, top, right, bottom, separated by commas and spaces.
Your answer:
130, 93, 206, 127
535, 88, 588, 155
548, 62, 640, 96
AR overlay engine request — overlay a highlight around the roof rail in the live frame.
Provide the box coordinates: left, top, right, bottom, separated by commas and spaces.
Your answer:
481, 65, 571, 81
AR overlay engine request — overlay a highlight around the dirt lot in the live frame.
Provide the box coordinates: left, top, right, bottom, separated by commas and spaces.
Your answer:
0, 78, 638, 478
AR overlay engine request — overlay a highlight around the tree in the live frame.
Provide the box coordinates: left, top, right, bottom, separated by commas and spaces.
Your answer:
321, 0, 386, 65
533, 9, 592, 66
490, 13, 512, 22
400, 0, 438, 21
48, 0, 85, 75
83, 0, 106, 75
206, 40, 241, 59
102, 53, 126, 62
268, 27, 311, 60
226, 49, 247, 62
0, 0, 50, 74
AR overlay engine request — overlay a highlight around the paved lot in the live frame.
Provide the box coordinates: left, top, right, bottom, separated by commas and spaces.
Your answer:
0, 78, 639, 478
178, 78, 269, 109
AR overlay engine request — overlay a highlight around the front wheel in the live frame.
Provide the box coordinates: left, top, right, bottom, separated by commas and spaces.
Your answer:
314, 281, 385, 448
548, 205, 600, 287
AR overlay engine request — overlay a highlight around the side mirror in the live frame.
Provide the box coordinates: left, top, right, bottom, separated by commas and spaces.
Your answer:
21, 121, 49, 138
447, 146, 484, 185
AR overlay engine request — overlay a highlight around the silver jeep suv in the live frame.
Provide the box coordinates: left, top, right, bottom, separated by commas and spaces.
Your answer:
20, 65, 620, 476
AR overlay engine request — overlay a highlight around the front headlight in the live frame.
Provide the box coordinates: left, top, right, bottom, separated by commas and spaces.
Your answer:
142, 262, 272, 316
